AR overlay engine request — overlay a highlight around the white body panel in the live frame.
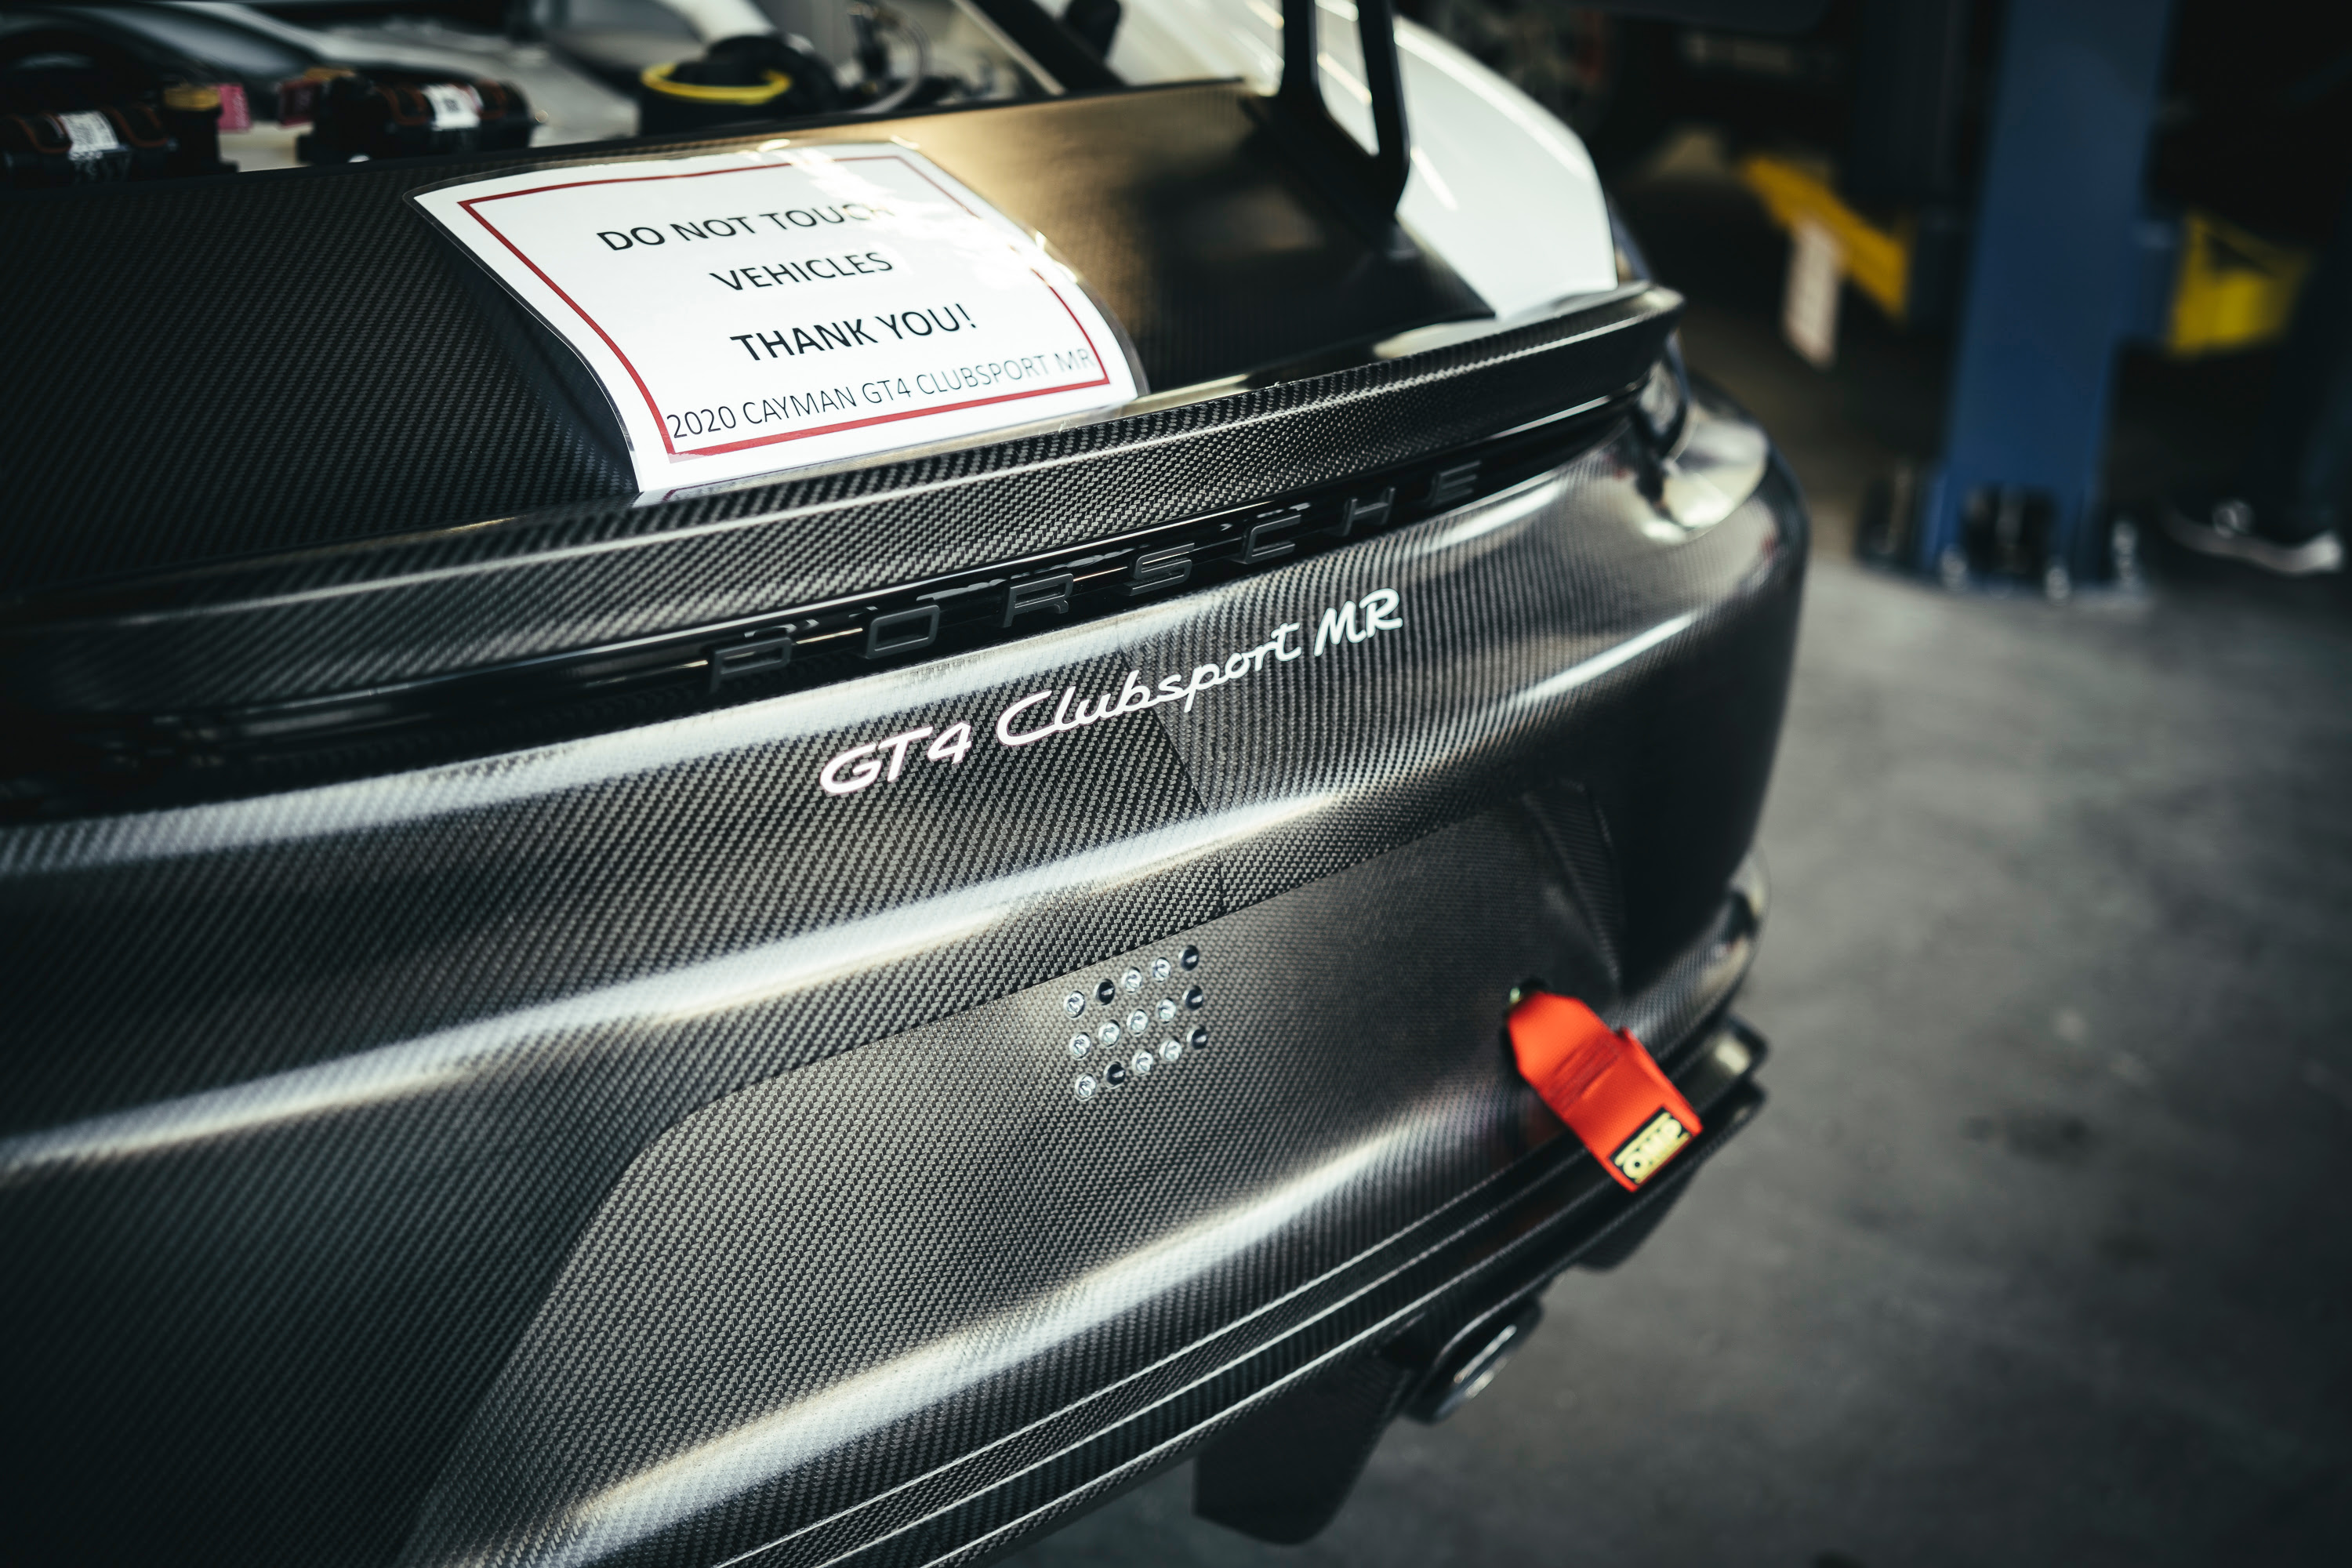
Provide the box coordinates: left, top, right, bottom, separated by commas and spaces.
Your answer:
1111, 0, 1620, 318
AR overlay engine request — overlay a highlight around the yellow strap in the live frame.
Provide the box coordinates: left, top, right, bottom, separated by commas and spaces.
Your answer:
640, 61, 795, 105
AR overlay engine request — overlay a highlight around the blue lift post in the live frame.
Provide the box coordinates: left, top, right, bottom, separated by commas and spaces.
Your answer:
1915, 0, 2180, 590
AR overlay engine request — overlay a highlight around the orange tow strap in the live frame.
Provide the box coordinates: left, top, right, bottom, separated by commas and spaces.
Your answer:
1508, 991, 1701, 1191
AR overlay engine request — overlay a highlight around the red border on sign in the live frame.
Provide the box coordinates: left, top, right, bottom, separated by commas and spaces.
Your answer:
454, 153, 1115, 462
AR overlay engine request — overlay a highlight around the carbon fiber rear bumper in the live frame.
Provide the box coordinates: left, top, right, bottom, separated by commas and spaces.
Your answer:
0, 382, 1804, 1566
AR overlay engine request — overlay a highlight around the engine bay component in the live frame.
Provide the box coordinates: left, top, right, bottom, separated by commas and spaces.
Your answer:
285, 67, 533, 165
0, 25, 233, 187
636, 31, 842, 132
0, 100, 172, 187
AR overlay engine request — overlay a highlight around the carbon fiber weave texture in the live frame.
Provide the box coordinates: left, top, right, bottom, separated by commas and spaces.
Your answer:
0, 428, 1803, 1567
400, 808, 1608, 1568
403, 846, 1769, 1568
1, 288, 1671, 714
0, 138, 630, 592
0, 427, 1792, 1131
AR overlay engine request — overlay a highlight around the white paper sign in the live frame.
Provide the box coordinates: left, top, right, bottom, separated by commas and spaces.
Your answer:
412, 144, 1140, 491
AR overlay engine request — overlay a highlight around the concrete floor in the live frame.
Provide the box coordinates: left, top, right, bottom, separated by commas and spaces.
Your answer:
1006, 153, 2352, 1566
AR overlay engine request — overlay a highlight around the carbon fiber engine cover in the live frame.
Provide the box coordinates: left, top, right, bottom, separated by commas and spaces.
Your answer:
0, 82, 1481, 597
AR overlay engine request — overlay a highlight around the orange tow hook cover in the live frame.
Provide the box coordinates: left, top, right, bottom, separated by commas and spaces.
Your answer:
1508, 991, 1701, 1192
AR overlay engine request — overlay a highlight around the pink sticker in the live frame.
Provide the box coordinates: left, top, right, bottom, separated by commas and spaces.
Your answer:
216, 82, 252, 133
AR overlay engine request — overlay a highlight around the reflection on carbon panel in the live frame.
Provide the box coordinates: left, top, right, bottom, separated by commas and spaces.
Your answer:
400, 809, 1613, 1568
0, 423, 1802, 1566
0, 661, 1218, 1568
1128, 450, 1784, 909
